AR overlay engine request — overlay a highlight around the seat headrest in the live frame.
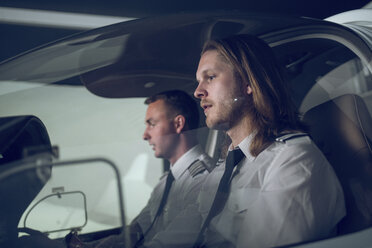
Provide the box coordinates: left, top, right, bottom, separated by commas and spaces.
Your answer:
304, 94, 372, 234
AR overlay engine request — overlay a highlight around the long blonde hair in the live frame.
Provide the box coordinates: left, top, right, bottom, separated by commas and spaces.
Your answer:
202, 34, 306, 156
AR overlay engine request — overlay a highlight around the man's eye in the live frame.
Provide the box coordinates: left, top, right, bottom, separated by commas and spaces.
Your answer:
208, 75, 216, 81
146, 122, 156, 128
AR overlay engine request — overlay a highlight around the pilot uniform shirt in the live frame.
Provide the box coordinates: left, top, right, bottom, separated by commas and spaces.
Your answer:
199, 133, 346, 248
134, 144, 214, 248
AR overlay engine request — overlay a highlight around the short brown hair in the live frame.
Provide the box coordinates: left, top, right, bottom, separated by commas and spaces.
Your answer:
145, 90, 200, 131
202, 34, 305, 156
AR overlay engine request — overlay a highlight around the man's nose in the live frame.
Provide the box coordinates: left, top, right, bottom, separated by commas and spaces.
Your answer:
194, 83, 207, 99
143, 129, 150, 141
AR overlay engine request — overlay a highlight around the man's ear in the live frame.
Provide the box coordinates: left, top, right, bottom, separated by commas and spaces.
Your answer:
246, 84, 253, 95
174, 115, 186, 134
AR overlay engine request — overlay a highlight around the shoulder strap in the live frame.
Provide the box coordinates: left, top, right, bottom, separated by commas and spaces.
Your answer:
275, 132, 308, 143
188, 159, 210, 177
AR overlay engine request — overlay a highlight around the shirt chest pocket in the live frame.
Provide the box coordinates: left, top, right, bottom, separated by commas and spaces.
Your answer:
213, 188, 260, 242
163, 194, 183, 221
226, 187, 260, 213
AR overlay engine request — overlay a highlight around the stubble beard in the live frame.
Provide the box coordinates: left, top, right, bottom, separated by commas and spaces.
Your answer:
206, 96, 247, 131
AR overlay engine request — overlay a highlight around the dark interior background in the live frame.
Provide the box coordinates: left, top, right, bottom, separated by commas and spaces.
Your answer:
0, 0, 371, 62
1, 0, 370, 18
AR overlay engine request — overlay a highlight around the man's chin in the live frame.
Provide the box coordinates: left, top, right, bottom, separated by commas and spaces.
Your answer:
206, 119, 229, 131
154, 152, 165, 159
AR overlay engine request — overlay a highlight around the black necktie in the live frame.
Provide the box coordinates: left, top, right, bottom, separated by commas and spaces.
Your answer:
193, 148, 244, 248
134, 171, 174, 247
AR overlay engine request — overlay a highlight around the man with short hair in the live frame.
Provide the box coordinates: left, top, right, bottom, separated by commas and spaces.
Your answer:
193, 34, 345, 248
65, 90, 214, 248
132, 90, 214, 247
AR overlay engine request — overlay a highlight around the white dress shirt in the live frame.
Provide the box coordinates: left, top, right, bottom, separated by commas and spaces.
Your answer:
135, 144, 214, 248
199, 134, 346, 248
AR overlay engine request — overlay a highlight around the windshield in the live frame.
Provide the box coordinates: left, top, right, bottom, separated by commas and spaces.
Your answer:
1, 11, 372, 248
0, 80, 164, 237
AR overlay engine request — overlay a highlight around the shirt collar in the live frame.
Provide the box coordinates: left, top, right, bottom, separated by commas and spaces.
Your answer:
229, 133, 256, 162
171, 145, 204, 180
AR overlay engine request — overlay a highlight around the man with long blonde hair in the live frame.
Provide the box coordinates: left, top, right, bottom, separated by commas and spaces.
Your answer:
193, 34, 345, 248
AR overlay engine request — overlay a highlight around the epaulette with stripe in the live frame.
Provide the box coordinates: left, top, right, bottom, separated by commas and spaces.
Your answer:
188, 159, 209, 178
275, 132, 308, 143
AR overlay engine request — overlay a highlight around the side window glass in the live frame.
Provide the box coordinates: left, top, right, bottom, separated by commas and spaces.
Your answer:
299, 47, 372, 114
274, 38, 372, 115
